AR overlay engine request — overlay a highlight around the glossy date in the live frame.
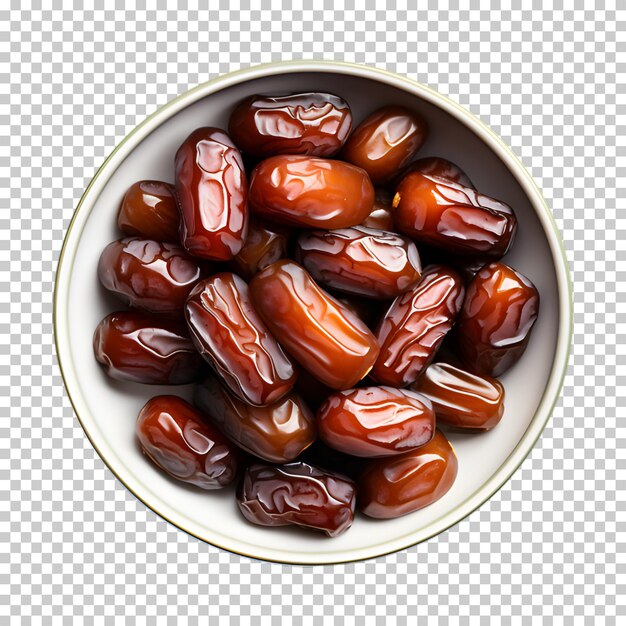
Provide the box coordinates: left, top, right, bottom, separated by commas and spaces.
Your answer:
393, 171, 517, 257
97, 237, 203, 316
230, 218, 288, 280
237, 462, 356, 537
228, 92, 352, 158
455, 262, 540, 376
399, 156, 474, 188
371, 266, 465, 387
295, 225, 422, 299
249, 260, 380, 390
358, 429, 458, 519
317, 386, 434, 457
175, 127, 248, 260
185, 272, 297, 406
248, 155, 374, 229
93, 310, 204, 385
136, 395, 238, 489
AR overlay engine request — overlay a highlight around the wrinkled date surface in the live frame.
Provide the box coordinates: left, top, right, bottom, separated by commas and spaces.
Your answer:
136, 395, 238, 489
361, 189, 395, 231
237, 462, 356, 537
248, 155, 374, 229
249, 260, 380, 390
317, 386, 435, 457
194, 375, 315, 463
185, 272, 296, 406
117, 180, 180, 242
230, 218, 288, 280
358, 429, 458, 519
296, 226, 422, 300
229, 92, 352, 158
413, 362, 504, 430
393, 171, 517, 257
371, 266, 465, 387
341, 106, 427, 184
400, 156, 474, 189
175, 127, 248, 260
455, 262, 540, 376
93, 310, 204, 385
98, 238, 203, 316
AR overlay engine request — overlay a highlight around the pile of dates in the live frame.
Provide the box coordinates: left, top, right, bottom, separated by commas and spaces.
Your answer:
94, 92, 540, 538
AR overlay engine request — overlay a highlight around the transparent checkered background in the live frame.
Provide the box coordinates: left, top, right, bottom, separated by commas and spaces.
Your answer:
1, 2, 623, 624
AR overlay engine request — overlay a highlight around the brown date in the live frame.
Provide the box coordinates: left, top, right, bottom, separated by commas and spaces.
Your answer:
194, 375, 316, 463
229, 218, 288, 280
371, 266, 465, 387
97, 238, 203, 316
136, 395, 238, 490
361, 189, 395, 230
393, 171, 517, 257
237, 462, 356, 537
455, 262, 540, 376
228, 92, 352, 158
93, 310, 203, 385
175, 127, 248, 260
117, 180, 180, 242
185, 272, 297, 406
341, 106, 427, 184
249, 260, 380, 390
295, 226, 422, 300
412, 362, 504, 430
248, 155, 374, 229
399, 156, 474, 188
317, 386, 434, 457
358, 429, 458, 519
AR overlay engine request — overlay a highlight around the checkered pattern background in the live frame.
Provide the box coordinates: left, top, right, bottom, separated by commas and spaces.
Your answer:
1, 2, 623, 624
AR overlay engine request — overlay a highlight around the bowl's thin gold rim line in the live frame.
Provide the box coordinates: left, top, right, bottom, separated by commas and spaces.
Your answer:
53, 59, 573, 566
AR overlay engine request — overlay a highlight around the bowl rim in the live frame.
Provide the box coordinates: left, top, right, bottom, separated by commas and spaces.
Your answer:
54, 59, 573, 565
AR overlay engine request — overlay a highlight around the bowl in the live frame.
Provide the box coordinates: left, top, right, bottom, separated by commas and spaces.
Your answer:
54, 60, 572, 565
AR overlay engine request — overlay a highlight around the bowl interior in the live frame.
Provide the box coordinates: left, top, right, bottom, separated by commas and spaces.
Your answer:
58, 67, 562, 564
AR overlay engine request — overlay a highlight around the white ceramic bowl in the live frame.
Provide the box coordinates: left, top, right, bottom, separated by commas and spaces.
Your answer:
55, 61, 572, 565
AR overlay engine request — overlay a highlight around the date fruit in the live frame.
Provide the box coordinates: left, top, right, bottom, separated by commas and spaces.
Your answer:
358, 429, 458, 519
341, 106, 427, 184
317, 386, 434, 457
455, 262, 540, 376
230, 218, 288, 280
194, 376, 316, 463
296, 225, 421, 299
229, 92, 352, 158
185, 272, 297, 406
412, 362, 504, 430
400, 156, 474, 188
97, 238, 203, 316
175, 127, 248, 260
393, 172, 517, 257
248, 155, 374, 229
249, 260, 380, 390
237, 462, 356, 537
371, 266, 465, 387
117, 180, 180, 242
136, 395, 238, 489
93, 310, 204, 385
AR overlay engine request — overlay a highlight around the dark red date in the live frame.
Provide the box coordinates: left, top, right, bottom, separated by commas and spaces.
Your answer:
230, 218, 288, 280
248, 155, 374, 229
175, 127, 248, 260
237, 462, 356, 537
249, 260, 380, 390
194, 375, 316, 463
185, 272, 297, 406
455, 262, 540, 376
97, 238, 203, 316
317, 386, 434, 457
358, 429, 458, 519
296, 226, 421, 300
393, 171, 517, 257
341, 106, 427, 184
229, 92, 352, 158
371, 266, 465, 387
136, 395, 238, 489
93, 310, 203, 385
117, 180, 180, 242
